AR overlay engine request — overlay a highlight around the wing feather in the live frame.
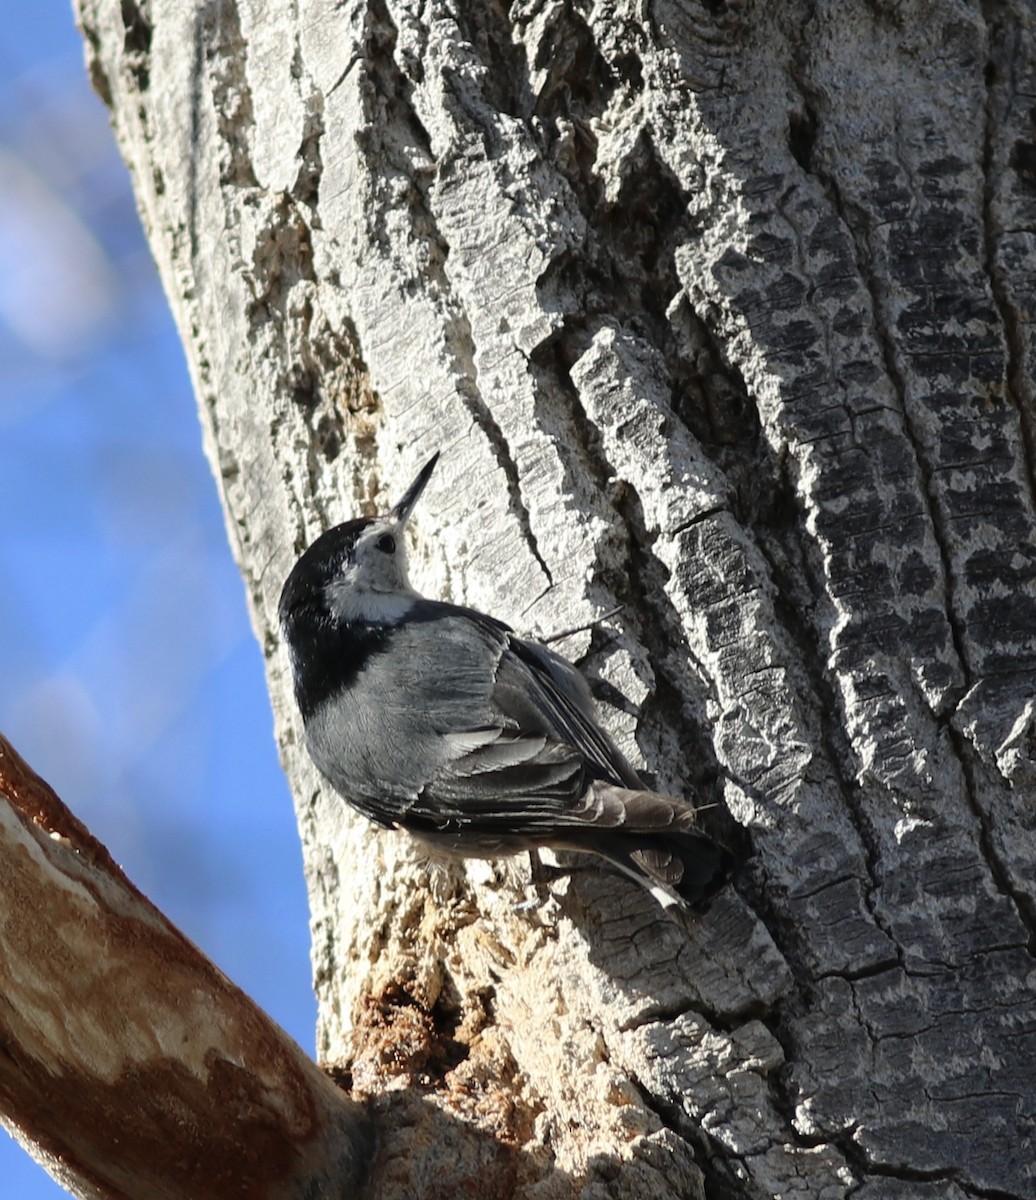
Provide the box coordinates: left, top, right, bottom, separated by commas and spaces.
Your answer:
405, 607, 643, 831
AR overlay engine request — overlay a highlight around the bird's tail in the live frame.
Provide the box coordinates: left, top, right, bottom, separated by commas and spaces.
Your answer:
576, 784, 732, 908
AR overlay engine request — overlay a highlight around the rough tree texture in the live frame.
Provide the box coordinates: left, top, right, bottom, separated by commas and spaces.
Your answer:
69, 0, 1036, 1197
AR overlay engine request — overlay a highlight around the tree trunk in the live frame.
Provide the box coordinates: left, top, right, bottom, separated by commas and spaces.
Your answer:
67, 0, 1036, 1196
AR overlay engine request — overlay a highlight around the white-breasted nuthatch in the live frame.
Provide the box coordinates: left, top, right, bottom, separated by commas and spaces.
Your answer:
279, 453, 729, 908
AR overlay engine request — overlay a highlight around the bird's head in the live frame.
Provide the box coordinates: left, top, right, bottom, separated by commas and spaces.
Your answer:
279, 452, 439, 636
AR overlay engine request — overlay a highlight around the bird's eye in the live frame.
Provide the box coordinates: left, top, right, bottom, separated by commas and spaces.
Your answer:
377, 534, 396, 554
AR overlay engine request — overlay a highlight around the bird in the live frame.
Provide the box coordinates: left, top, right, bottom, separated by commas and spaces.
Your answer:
278, 452, 730, 908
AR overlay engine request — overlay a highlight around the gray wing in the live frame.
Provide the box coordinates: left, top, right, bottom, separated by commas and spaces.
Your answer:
410, 608, 646, 831
304, 602, 642, 833
495, 635, 644, 789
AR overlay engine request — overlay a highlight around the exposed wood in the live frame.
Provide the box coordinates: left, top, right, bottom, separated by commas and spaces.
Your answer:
57, 0, 1036, 1196
0, 735, 371, 1200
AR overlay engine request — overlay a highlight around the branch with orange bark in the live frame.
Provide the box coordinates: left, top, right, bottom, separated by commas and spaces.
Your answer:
0, 734, 371, 1200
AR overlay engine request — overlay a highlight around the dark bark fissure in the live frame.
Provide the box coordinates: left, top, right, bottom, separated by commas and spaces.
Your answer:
982, 1, 1036, 464
626, 1074, 744, 1200
361, 0, 559, 590
957, 739, 1036, 954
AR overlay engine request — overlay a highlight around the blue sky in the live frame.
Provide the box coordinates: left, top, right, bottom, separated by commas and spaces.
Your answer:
0, 6, 315, 1194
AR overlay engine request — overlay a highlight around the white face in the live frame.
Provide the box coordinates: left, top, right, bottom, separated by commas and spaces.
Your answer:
325, 515, 419, 625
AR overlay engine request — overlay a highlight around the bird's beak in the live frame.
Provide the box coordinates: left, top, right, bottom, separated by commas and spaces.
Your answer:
390, 452, 440, 526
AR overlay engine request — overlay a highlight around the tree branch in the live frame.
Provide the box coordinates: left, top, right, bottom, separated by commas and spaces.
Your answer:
0, 734, 371, 1200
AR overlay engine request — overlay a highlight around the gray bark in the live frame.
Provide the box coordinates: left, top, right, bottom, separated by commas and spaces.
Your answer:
70, 0, 1036, 1196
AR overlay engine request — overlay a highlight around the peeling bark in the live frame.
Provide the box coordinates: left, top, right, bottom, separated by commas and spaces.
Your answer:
57, 0, 1036, 1197
0, 736, 371, 1199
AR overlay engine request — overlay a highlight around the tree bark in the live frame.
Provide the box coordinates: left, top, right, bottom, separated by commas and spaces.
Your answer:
63, 0, 1036, 1196
0, 736, 371, 1199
